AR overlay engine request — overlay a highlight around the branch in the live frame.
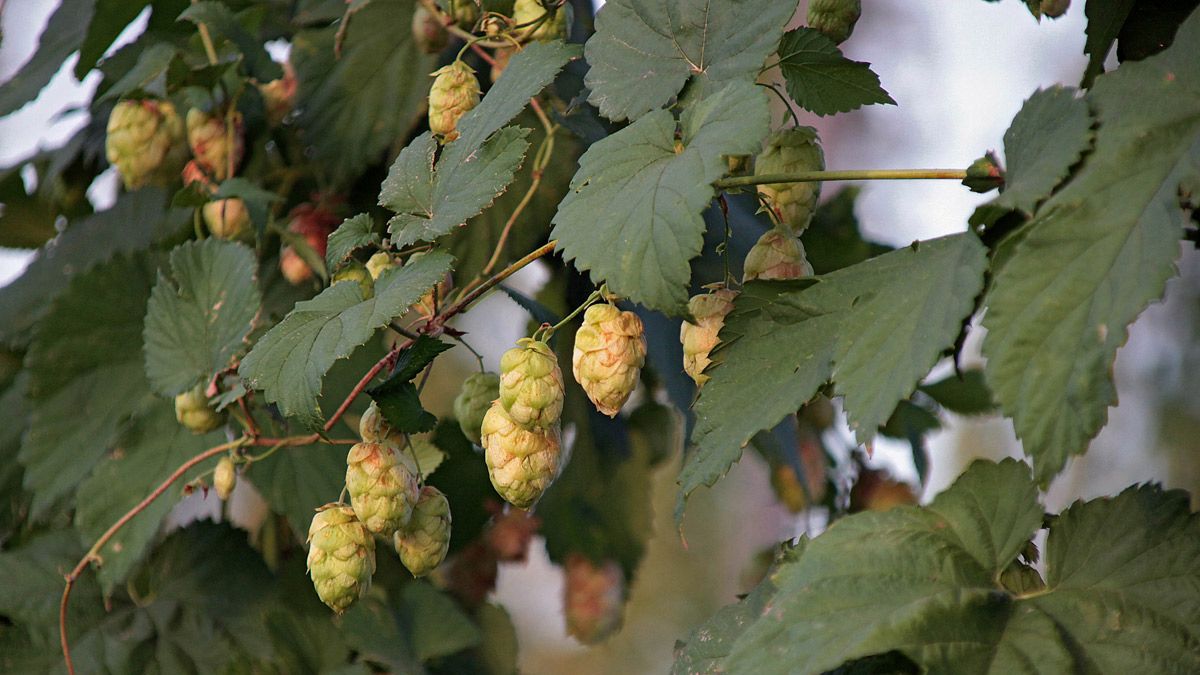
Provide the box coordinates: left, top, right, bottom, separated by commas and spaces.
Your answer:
714, 169, 968, 189
440, 240, 557, 323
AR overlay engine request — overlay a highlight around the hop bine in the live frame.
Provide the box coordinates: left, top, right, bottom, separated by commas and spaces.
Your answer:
307, 505, 376, 613
572, 303, 646, 416
755, 127, 825, 235
105, 99, 187, 190
345, 441, 420, 535
680, 289, 739, 387
394, 486, 452, 577
480, 401, 562, 508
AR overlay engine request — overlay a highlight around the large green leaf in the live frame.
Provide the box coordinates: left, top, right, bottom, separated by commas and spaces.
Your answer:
75, 0, 150, 79
325, 213, 379, 272
775, 28, 895, 116
1082, 0, 1136, 87
982, 12, 1200, 484
551, 80, 770, 313
584, 0, 797, 121
399, 582, 483, 661
292, 0, 437, 183
679, 233, 986, 519
674, 459, 1200, 674
239, 251, 452, 430
143, 240, 261, 397
19, 254, 159, 517
0, 0, 96, 116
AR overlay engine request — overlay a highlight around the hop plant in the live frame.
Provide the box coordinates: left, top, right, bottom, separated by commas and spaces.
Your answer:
412, 5, 448, 54
572, 303, 647, 416
428, 61, 481, 143
453, 372, 501, 444
279, 247, 312, 285
366, 252, 396, 280
513, 0, 568, 42
680, 289, 739, 387
202, 198, 250, 240
499, 338, 564, 430
345, 441, 420, 535
563, 554, 625, 644
214, 456, 237, 500
105, 99, 187, 190
807, 0, 862, 44
186, 108, 245, 181
258, 61, 296, 126
279, 203, 341, 285
850, 468, 919, 513
174, 384, 224, 433
358, 401, 392, 443
743, 228, 814, 282
394, 486, 452, 577
332, 262, 374, 300
307, 505, 376, 613
480, 401, 562, 508
755, 127, 825, 235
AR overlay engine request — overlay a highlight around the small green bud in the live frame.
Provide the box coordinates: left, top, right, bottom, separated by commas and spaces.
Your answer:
332, 263, 374, 300
174, 385, 224, 433
214, 456, 237, 500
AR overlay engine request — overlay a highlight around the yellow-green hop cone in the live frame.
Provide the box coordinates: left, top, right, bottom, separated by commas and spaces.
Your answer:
394, 485, 452, 577
428, 61, 481, 143
680, 289, 739, 388
333, 263, 374, 300
743, 228, 813, 282
202, 198, 251, 240
346, 442, 420, 535
307, 504, 376, 614
807, 0, 862, 44
214, 456, 237, 500
185, 109, 244, 181
572, 304, 646, 417
366, 251, 396, 280
174, 384, 224, 433
358, 401, 392, 443
481, 401, 562, 508
105, 99, 187, 190
514, 0, 567, 42
755, 127, 825, 235
453, 372, 501, 444
564, 554, 626, 644
499, 338, 563, 430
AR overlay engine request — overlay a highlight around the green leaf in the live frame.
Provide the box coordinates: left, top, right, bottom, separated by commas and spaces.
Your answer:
144, 240, 260, 397
292, 0, 437, 182
19, 254, 159, 517
583, 0, 797, 121
399, 582, 482, 661
970, 86, 1094, 227
776, 28, 895, 116
96, 42, 178, 102
239, 251, 453, 430
801, 187, 892, 275
75, 403, 226, 592
919, 370, 997, 415
339, 597, 422, 672
679, 233, 986, 519
982, 13, 1200, 484
1082, 0, 1135, 87
76, 0, 151, 79
551, 80, 771, 313
0, 0, 96, 116
325, 213, 379, 272
366, 335, 452, 435
0, 377, 30, 541
477, 603, 520, 675
177, 2, 282, 82
0, 168, 58, 249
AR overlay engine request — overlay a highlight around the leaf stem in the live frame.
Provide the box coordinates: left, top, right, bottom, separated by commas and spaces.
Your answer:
715, 169, 968, 189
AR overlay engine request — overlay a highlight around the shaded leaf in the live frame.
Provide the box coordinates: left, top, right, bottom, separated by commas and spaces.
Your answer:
325, 213, 379, 272
1082, 0, 1136, 87
366, 335, 452, 435
399, 582, 482, 661
919, 370, 997, 415
0, 0, 95, 117
776, 28, 895, 116
178, 2, 282, 82
76, 0, 151, 79
94, 41, 177, 103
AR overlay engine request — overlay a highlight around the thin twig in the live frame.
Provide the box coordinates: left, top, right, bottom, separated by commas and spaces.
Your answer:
323, 337, 416, 434
715, 169, 968, 189
440, 241, 557, 323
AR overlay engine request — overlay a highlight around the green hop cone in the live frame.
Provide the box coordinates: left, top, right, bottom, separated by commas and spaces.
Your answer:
755, 127, 825, 235
366, 251, 396, 280
202, 198, 251, 240
332, 262, 374, 300
454, 372, 501, 444
962, 151, 1005, 193
105, 99, 187, 190
307, 504, 376, 613
499, 338, 564, 430
481, 401, 562, 508
394, 485, 452, 577
185, 109, 244, 181
572, 304, 646, 417
564, 554, 626, 644
807, 0, 862, 44
513, 0, 568, 42
428, 60, 481, 143
214, 456, 237, 500
358, 401, 392, 443
743, 228, 814, 282
346, 441, 420, 535
174, 384, 224, 433
680, 289, 739, 388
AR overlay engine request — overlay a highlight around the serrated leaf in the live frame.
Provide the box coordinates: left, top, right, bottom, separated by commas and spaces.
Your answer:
292, 0, 437, 182
551, 81, 771, 313
75, 403, 226, 592
679, 233, 986, 520
95, 42, 177, 103
366, 335, 452, 435
0, 0, 95, 116
339, 597, 423, 672
776, 28, 895, 116
19, 254, 159, 517
970, 86, 1094, 227
76, 0, 150, 79
239, 251, 452, 429
1082, 0, 1136, 87
982, 13, 1200, 484
0, 169, 57, 249
144, 240, 260, 397
178, 2, 282, 82
919, 370, 997, 415
399, 582, 482, 661
802, 187, 893, 275
325, 213, 379, 272
584, 0, 797, 122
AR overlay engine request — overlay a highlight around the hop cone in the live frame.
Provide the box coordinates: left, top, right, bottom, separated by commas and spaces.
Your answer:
453, 372, 501, 444
680, 289, 739, 387
258, 61, 296, 126
332, 262, 374, 300
174, 384, 224, 433
307, 505, 376, 613
358, 401, 392, 443
428, 61, 480, 142
743, 228, 813, 282
481, 401, 561, 508
394, 486, 452, 577
186, 108, 244, 181
563, 554, 625, 644
755, 127, 825, 235
279, 246, 311, 285
807, 0, 861, 44
346, 442, 419, 535
214, 456, 237, 500
572, 304, 646, 417
202, 198, 250, 240
499, 338, 563, 430
366, 252, 395, 280
105, 99, 187, 190
513, 0, 567, 42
